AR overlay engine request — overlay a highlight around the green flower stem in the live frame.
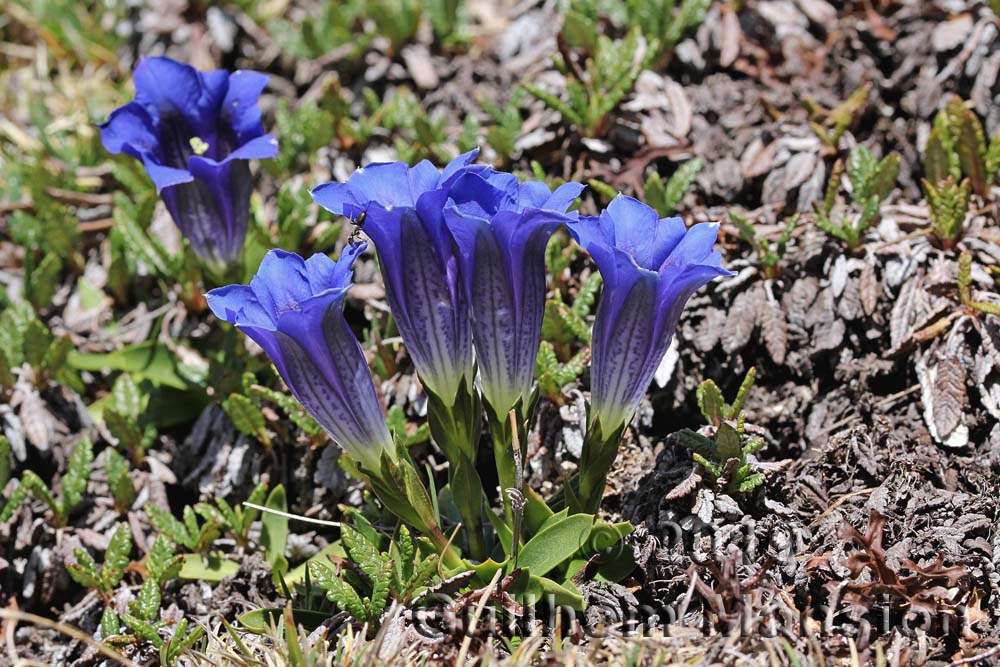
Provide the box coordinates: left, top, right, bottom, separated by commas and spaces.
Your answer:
485, 403, 526, 527
425, 380, 487, 561
568, 418, 627, 515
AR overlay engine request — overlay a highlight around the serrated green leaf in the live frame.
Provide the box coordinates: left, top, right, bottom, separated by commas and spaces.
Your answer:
660, 158, 703, 214
715, 422, 742, 461
101, 606, 121, 639
112, 193, 177, 277
924, 128, 951, 187
147, 534, 183, 584
0, 483, 28, 523
26, 252, 62, 310
67, 547, 102, 589
0, 437, 9, 489
737, 473, 764, 493
111, 373, 141, 418
21, 470, 58, 515
104, 448, 134, 513
848, 145, 878, 201
222, 393, 270, 445
571, 271, 602, 320
395, 524, 415, 585
102, 523, 133, 590
869, 154, 900, 202
147, 504, 192, 549
60, 437, 93, 519
730, 367, 757, 417
341, 524, 388, 584
130, 577, 161, 622
309, 562, 367, 623
986, 132, 1000, 182
367, 556, 394, 620
41, 336, 72, 376
105, 410, 142, 453
956, 107, 988, 196
697, 380, 725, 426
22, 319, 50, 370
124, 615, 164, 646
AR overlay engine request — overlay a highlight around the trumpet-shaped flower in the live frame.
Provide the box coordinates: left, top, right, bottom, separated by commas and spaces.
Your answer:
100, 57, 277, 269
442, 169, 584, 416
206, 243, 392, 470
569, 195, 731, 434
311, 152, 479, 403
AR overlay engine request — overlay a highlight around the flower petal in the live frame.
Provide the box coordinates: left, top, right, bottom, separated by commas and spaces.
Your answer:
222, 70, 269, 146
133, 57, 228, 141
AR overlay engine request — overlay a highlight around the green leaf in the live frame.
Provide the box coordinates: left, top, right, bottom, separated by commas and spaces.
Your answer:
367, 556, 394, 621
222, 393, 270, 445
924, 128, 951, 187
869, 153, 900, 202
238, 607, 330, 634
69, 342, 193, 390
510, 573, 584, 609
104, 448, 135, 513
0, 483, 28, 523
847, 145, 878, 201
660, 158, 703, 214
677, 429, 716, 459
42, 336, 72, 376
986, 131, 1000, 182
309, 562, 367, 623
111, 192, 177, 278
238, 482, 268, 537
696, 380, 725, 426
100, 607, 121, 639
730, 367, 757, 417
129, 577, 161, 622
21, 470, 58, 515
22, 319, 51, 370
26, 252, 62, 310
104, 410, 143, 454
955, 107, 988, 196
67, 548, 102, 589
715, 422, 742, 461
102, 523, 133, 590
111, 373, 142, 418
516, 514, 594, 578
124, 615, 164, 647
0, 437, 10, 489
177, 553, 239, 581
148, 535, 183, 584
61, 437, 94, 517
147, 504, 192, 549
737, 473, 764, 493
261, 484, 288, 576
341, 524, 388, 584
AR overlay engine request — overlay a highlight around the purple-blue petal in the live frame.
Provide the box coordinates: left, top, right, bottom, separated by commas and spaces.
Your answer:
222, 70, 270, 146
100, 57, 274, 268
133, 57, 228, 143
573, 195, 732, 432
206, 245, 390, 467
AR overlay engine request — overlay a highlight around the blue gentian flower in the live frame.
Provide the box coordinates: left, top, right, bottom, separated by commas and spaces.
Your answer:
311, 152, 479, 403
568, 195, 732, 434
206, 243, 392, 470
442, 170, 584, 416
100, 57, 278, 270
